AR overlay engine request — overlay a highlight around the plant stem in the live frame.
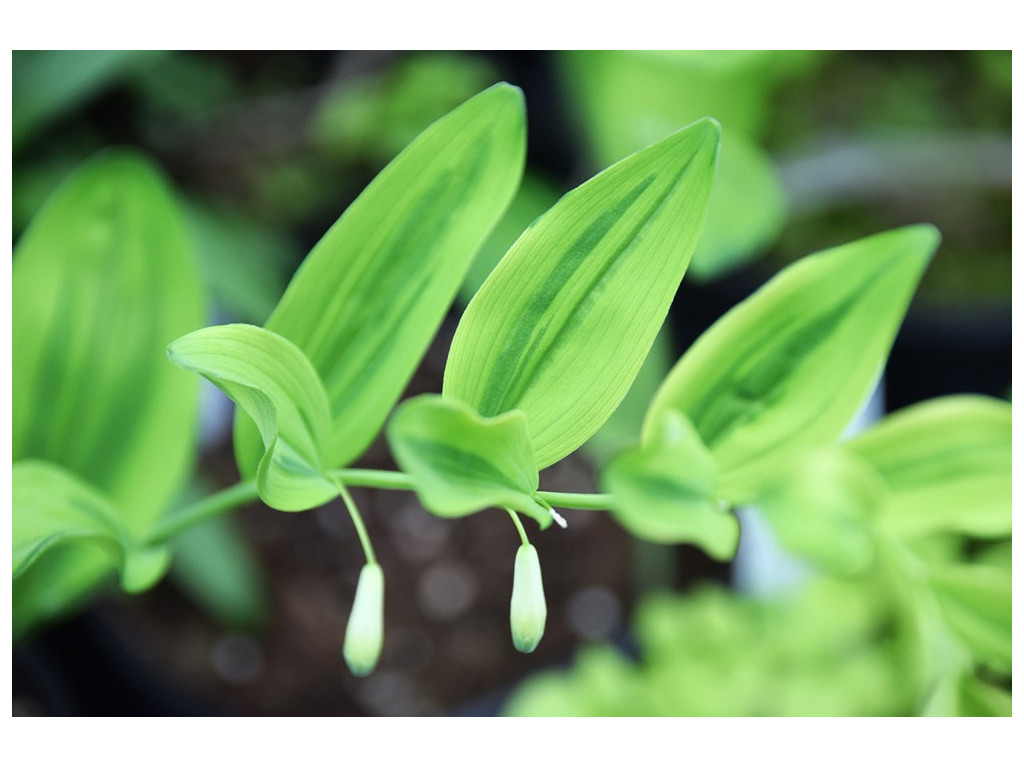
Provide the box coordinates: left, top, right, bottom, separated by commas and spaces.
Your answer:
507, 507, 530, 546
145, 479, 260, 545
334, 469, 615, 511
144, 470, 615, 545
332, 478, 378, 566
329, 467, 417, 491
536, 490, 615, 510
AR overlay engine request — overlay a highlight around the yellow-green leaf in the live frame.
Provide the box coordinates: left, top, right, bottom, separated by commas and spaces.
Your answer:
645, 225, 939, 503
169, 324, 336, 511
846, 395, 1011, 539
14, 461, 171, 594
13, 149, 204, 533
388, 395, 549, 528
445, 118, 721, 468
235, 83, 527, 475
929, 564, 1011, 672
13, 150, 202, 634
757, 447, 886, 576
602, 410, 737, 560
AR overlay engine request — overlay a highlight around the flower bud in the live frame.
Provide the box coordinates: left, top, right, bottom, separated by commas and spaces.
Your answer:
510, 544, 546, 653
344, 563, 384, 676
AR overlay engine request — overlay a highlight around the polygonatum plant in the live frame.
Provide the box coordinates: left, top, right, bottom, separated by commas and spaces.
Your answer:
12, 81, 1010, 711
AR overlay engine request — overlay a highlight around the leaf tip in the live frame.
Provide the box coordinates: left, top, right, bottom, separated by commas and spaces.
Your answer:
164, 333, 193, 367
877, 223, 943, 280
666, 116, 721, 170
478, 80, 526, 115
904, 222, 943, 252
692, 115, 723, 137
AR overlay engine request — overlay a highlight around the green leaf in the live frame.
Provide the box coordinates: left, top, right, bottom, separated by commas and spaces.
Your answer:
13, 149, 203, 634
846, 395, 1011, 539
602, 410, 737, 560
920, 671, 961, 717
235, 82, 527, 475
757, 447, 886, 575
644, 225, 939, 503
387, 395, 549, 527
168, 324, 336, 511
445, 118, 721, 468
14, 461, 170, 594
929, 564, 1011, 672
13, 149, 204, 533
458, 172, 563, 305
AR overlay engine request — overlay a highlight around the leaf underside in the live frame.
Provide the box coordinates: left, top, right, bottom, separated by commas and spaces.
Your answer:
603, 410, 737, 560
388, 395, 549, 528
169, 324, 337, 511
14, 461, 170, 595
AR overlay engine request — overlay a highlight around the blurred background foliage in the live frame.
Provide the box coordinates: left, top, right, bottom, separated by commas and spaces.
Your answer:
12, 50, 1011, 716
14, 50, 1011, 308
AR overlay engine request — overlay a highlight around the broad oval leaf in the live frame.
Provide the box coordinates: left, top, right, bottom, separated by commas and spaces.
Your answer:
644, 225, 940, 503
459, 172, 562, 305
445, 118, 720, 468
845, 395, 1011, 539
388, 395, 550, 528
14, 461, 171, 594
13, 150, 202, 635
235, 83, 527, 475
168, 324, 336, 511
756, 447, 887, 576
602, 410, 737, 560
13, 149, 204, 533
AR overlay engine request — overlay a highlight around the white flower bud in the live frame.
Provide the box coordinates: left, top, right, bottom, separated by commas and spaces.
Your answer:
510, 544, 546, 653
344, 563, 384, 676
